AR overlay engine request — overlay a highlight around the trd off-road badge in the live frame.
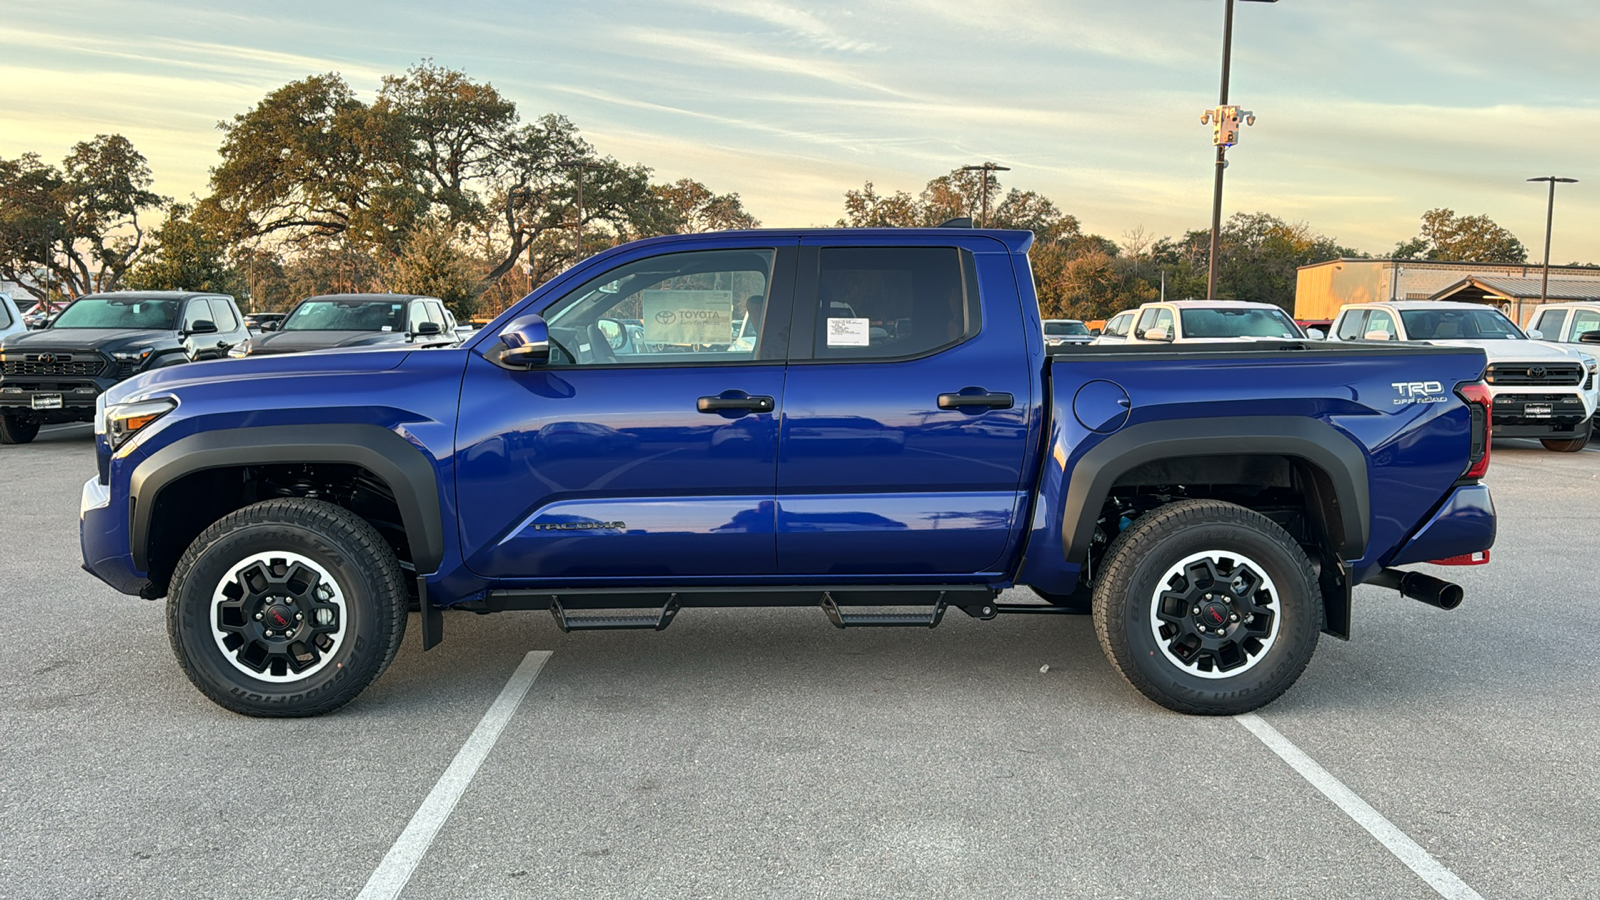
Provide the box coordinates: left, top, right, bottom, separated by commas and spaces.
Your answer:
529, 521, 626, 531
1391, 380, 1447, 406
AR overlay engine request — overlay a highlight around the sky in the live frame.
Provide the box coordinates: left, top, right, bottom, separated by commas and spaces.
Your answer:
4, 0, 1600, 262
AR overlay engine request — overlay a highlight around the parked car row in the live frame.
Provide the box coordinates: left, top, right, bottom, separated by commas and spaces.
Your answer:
1068, 297, 1600, 453
0, 291, 462, 444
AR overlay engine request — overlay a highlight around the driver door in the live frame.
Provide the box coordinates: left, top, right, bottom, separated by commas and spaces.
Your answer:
455, 240, 798, 581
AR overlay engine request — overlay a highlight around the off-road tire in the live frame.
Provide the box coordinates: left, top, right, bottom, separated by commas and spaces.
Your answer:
1091, 499, 1321, 715
0, 414, 40, 444
166, 498, 407, 717
1541, 419, 1592, 452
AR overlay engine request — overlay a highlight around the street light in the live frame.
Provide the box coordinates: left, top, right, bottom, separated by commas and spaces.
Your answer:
959, 162, 1010, 227
556, 159, 604, 258
1203, 0, 1277, 300
1527, 176, 1578, 316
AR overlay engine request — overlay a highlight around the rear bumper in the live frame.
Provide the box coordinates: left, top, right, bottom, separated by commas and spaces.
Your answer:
1386, 483, 1496, 568
79, 476, 149, 596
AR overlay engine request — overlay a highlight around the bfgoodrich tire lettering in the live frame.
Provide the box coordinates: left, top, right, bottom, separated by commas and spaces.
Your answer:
166, 498, 407, 717
1091, 499, 1321, 715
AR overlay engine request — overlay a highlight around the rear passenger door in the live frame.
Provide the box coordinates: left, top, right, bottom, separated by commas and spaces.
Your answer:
774, 238, 1032, 577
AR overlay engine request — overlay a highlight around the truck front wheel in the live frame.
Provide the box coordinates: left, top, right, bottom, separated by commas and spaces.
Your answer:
1091, 499, 1321, 715
0, 413, 40, 444
166, 498, 408, 717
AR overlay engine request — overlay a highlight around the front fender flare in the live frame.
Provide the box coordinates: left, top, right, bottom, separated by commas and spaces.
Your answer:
128, 424, 444, 574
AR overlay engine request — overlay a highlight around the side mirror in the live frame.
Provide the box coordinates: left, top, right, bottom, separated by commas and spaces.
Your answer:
187, 320, 218, 335
495, 314, 550, 369
1144, 327, 1171, 342
261, 321, 279, 331
1363, 329, 1392, 341
1306, 328, 1326, 340
413, 320, 443, 336
1089, 328, 1102, 336
1578, 331, 1600, 345
1525, 328, 1544, 341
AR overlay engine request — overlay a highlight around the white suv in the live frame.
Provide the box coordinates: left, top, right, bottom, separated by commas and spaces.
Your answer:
1124, 300, 1306, 344
1330, 301, 1598, 452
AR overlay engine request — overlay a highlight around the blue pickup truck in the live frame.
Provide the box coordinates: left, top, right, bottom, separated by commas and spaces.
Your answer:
79, 228, 1496, 717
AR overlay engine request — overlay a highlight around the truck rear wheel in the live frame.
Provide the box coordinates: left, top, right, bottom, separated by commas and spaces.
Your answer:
1091, 499, 1321, 715
166, 498, 407, 717
0, 414, 39, 444
1541, 418, 1592, 452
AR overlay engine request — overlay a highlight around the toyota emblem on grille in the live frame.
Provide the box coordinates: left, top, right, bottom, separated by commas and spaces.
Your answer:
1529, 366, 1548, 380
34, 353, 56, 364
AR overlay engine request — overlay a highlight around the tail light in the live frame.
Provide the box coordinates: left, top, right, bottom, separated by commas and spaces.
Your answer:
1456, 382, 1491, 479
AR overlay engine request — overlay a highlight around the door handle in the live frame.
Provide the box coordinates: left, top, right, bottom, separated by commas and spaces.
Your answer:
697, 394, 775, 413
937, 390, 1014, 410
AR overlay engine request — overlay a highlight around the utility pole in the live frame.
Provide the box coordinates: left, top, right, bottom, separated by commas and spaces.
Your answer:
1527, 175, 1578, 323
1201, 0, 1277, 300
557, 159, 604, 259
959, 162, 1011, 227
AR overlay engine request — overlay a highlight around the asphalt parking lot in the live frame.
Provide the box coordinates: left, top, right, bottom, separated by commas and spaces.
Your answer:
3, 424, 1598, 899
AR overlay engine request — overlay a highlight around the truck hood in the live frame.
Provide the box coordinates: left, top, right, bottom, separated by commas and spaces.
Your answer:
1427, 339, 1584, 364
104, 347, 415, 405
0, 328, 175, 355
249, 330, 408, 355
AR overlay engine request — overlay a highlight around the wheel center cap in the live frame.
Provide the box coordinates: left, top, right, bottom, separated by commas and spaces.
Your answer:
264, 603, 296, 632
1200, 602, 1231, 629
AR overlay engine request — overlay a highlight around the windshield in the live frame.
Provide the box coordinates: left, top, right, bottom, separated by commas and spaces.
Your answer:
282, 300, 406, 332
1045, 321, 1089, 336
1179, 308, 1303, 339
51, 297, 179, 330
1398, 308, 1523, 341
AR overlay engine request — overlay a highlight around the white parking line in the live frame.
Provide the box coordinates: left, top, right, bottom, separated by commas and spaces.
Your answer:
1235, 714, 1484, 900
357, 651, 552, 900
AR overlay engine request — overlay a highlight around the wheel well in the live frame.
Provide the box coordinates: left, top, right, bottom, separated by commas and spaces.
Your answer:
1089, 454, 1347, 574
144, 463, 411, 597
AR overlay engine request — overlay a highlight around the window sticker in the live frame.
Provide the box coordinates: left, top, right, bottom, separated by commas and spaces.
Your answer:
826, 317, 870, 347
642, 290, 733, 344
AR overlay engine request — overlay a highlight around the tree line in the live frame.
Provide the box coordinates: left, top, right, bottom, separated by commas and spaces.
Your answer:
0, 61, 1552, 320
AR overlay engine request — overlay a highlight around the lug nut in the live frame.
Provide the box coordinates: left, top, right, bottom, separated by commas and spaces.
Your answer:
1230, 614, 1239, 622
1197, 625, 1207, 634
1244, 614, 1255, 623
254, 612, 263, 620
1192, 607, 1201, 615
295, 613, 303, 621
263, 629, 273, 636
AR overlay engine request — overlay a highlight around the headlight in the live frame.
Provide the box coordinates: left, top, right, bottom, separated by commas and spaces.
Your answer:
227, 339, 251, 359
113, 347, 154, 363
104, 397, 177, 450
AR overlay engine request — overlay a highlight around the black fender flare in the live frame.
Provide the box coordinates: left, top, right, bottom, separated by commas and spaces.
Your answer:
129, 424, 445, 574
1061, 416, 1370, 564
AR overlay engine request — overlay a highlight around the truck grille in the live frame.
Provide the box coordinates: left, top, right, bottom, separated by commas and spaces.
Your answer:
3, 354, 105, 377
1485, 363, 1583, 386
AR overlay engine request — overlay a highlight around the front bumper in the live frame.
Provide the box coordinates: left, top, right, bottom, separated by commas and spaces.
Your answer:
1387, 483, 1496, 568
79, 475, 150, 596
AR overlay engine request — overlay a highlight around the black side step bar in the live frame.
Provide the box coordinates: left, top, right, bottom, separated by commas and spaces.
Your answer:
821, 591, 949, 628
550, 593, 682, 632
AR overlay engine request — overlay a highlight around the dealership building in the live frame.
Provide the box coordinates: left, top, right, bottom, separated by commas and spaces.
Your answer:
1294, 258, 1600, 326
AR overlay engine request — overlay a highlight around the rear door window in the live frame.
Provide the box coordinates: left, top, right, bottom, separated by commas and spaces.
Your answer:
802, 247, 979, 361
208, 299, 241, 332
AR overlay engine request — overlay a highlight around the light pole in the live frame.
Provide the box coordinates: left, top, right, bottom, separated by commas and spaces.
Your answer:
959, 162, 1010, 227
1527, 176, 1578, 317
1203, 0, 1277, 300
557, 159, 604, 258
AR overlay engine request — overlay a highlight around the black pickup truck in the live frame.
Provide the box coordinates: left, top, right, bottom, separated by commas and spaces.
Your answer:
0, 291, 248, 443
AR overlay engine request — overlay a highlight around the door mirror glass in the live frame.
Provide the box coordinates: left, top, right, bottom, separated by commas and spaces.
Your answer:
414, 320, 442, 336
1306, 328, 1326, 340
1363, 329, 1392, 341
495, 314, 550, 369
187, 319, 218, 335
1578, 330, 1600, 344
1524, 328, 1544, 341
1144, 327, 1170, 342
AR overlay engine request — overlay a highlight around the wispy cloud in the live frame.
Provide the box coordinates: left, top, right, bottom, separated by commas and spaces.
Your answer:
673, 0, 884, 52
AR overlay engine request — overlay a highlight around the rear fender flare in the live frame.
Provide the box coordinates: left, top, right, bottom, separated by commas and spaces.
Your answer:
128, 424, 444, 574
1061, 416, 1370, 564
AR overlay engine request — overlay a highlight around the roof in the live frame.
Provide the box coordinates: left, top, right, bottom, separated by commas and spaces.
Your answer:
1300, 257, 1600, 277
1429, 276, 1600, 302
301, 293, 433, 303
1344, 300, 1495, 310
78, 290, 230, 300
1149, 300, 1287, 310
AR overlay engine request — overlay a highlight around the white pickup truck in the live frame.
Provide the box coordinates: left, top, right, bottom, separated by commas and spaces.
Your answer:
1330, 301, 1598, 452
